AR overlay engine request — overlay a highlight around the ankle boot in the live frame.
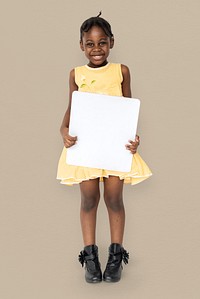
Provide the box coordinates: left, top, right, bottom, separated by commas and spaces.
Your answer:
78, 244, 102, 283
103, 243, 129, 282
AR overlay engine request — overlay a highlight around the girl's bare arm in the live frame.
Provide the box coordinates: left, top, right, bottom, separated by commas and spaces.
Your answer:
121, 64, 132, 98
121, 64, 140, 153
60, 69, 78, 147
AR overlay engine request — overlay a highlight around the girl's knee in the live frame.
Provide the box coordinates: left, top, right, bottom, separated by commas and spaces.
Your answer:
81, 194, 100, 212
104, 195, 124, 212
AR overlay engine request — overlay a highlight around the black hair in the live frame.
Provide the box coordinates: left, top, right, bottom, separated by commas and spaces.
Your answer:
80, 11, 114, 41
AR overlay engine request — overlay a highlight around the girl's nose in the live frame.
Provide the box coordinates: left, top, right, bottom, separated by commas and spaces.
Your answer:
93, 44, 101, 51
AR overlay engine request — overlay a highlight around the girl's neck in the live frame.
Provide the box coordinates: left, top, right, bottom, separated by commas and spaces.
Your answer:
87, 60, 108, 68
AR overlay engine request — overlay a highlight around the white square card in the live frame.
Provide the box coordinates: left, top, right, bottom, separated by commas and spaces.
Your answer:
67, 91, 140, 172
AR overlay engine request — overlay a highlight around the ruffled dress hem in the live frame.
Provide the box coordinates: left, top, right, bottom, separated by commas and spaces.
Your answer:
56, 173, 152, 186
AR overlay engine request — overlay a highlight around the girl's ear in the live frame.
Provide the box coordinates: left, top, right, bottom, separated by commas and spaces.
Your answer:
110, 37, 114, 49
80, 41, 84, 51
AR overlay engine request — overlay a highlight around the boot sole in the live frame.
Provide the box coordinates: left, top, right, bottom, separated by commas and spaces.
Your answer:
85, 278, 102, 283
103, 277, 120, 283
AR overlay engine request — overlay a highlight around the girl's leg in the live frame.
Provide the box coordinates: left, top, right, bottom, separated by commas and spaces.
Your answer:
103, 176, 125, 244
79, 178, 100, 246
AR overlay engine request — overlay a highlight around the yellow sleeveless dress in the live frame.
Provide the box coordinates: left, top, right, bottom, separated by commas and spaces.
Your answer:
57, 63, 152, 185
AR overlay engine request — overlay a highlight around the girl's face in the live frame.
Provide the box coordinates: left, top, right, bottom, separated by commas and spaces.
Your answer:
80, 26, 114, 68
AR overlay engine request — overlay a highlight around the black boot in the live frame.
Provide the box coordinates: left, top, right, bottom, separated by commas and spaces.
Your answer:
103, 243, 129, 282
78, 244, 102, 283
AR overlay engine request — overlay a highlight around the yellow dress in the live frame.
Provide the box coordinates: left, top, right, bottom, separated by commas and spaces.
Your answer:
57, 63, 152, 185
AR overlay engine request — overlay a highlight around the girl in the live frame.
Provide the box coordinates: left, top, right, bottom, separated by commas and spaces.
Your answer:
57, 12, 152, 283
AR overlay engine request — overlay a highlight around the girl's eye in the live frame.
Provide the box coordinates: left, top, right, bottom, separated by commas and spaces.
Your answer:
86, 43, 94, 47
99, 42, 107, 46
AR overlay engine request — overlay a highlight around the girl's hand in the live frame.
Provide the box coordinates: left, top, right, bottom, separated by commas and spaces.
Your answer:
61, 127, 77, 148
125, 135, 140, 154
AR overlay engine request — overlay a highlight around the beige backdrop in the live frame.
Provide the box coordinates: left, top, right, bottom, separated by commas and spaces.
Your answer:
1, 0, 200, 298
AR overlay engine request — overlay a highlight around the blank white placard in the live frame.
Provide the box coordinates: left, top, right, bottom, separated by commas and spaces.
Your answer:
67, 91, 140, 172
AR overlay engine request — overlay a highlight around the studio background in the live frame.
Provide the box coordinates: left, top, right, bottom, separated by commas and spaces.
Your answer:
1, 0, 200, 298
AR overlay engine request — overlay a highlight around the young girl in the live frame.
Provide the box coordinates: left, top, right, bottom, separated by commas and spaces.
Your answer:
57, 12, 152, 283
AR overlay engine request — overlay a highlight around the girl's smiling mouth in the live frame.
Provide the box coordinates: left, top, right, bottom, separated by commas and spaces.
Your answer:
92, 55, 103, 59
92, 54, 104, 60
